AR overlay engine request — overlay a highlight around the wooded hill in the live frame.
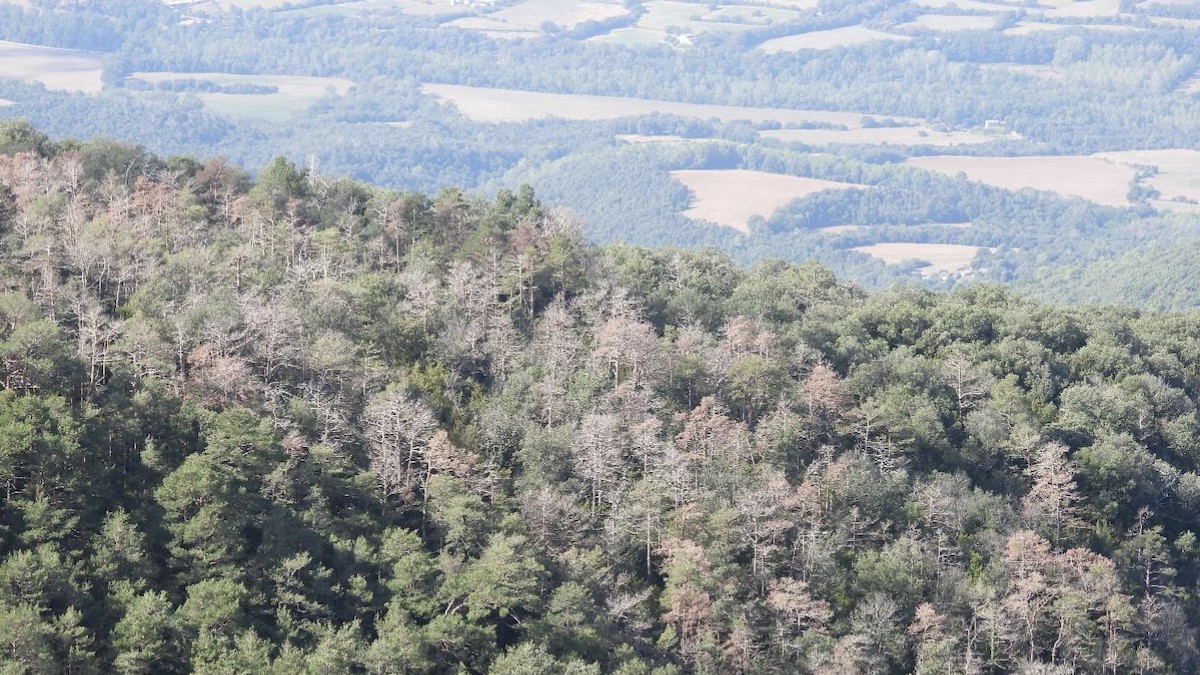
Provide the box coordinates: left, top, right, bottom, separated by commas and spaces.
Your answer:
0, 125, 1198, 673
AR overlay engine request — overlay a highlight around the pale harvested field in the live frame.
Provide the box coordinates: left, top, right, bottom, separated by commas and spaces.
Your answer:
591, 1, 807, 43
1148, 17, 1200, 29
449, 0, 629, 33
913, 0, 1022, 9
762, 126, 990, 147
1004, 20, 1137, 35
759, 26, 909, 51
744, 0, 818, 8
897, 14, 999, 31
1151, 200, 1200, 214
423, 83, 916, 127
588, 27, 676, 46
279, 0, 471, 17
637, 1, 803, 33
0, 41, 103, 93
819, 225, 863, 233
672, 169, 861, 233
1095, 149, 1200, 205
616, 134, 688, 143
1039, 0, 1122, 17
853, 243, 987, 278
905, 155, 1138, 207
211, 0, 298, 8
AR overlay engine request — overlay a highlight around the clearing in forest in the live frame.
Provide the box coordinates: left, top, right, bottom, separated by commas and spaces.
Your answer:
423, 83, 917, 127
671, 169, 861, 233
0, 98, 13, 106
852, 243, 987, 278
761, 126, 991, 147
758, 26, 909, 52
129, 72, 354, 121
896, 14, 1000, 31
0, 41, 103, 93
905, 155, 1138, 207
448, 0, 630, 36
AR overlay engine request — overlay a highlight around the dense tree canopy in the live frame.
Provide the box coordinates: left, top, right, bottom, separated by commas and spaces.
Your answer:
0, 134, 1199, 673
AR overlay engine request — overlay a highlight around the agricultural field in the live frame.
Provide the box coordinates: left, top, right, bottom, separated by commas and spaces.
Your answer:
422, 83, 917, 126
905, 155, 1138, 207
0, 98, 12, 106
615, 134, 696, 144
637, 1, 804, 31
591, 0, 808, 45
1003, 21, 1139, 35
1096, 149, 1200, 211
1150, 17, 1200, 29
912, 0, 1021, 10
671, 169, 861, 233
852, 243, 987, 278
1039, 0, 1122, 18
448, 0, 628, 36
278, 0, 469, 17
128, 72, 354, 121
761, 125, 991, 147
757, 27, 909, 52
0, 41, 103, 93
896, 14, 1000, 32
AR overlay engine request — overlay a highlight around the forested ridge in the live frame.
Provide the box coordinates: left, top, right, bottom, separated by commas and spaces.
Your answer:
2, 125, 1200, 674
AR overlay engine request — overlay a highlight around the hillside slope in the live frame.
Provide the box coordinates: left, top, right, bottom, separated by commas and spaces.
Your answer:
0, 130, 1198, 673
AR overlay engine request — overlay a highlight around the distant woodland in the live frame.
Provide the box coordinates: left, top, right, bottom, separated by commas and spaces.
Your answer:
1, 126, 1199, 673
1, 0, 1200, 305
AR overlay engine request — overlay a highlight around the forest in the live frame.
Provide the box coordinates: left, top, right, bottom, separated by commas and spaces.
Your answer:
1, 124, 1199, 673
